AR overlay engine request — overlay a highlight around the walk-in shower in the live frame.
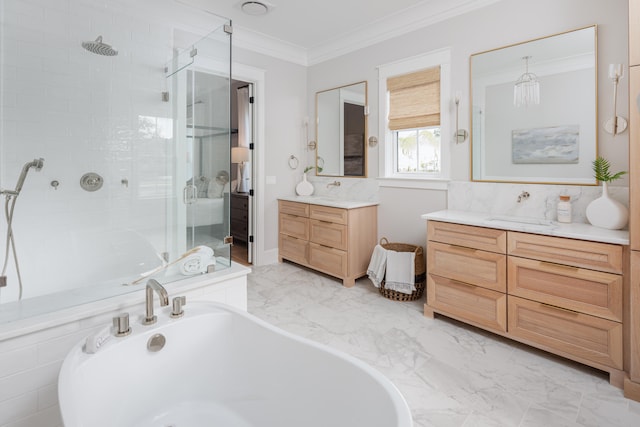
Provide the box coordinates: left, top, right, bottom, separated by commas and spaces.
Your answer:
0, 158, 44, 299
0, 0, 232, 320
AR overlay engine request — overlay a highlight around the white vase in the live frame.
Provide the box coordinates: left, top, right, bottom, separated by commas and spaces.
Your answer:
295, 173, 314, 196
585, 182, 628, 230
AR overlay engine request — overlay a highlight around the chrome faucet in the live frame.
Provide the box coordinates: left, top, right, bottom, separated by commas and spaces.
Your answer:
143, 279, 169, 325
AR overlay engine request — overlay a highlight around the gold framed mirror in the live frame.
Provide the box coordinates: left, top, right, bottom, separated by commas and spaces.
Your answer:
315, 81, 367, 177
470, 25, 597, 185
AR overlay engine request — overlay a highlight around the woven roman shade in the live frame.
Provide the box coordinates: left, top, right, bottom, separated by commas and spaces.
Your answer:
387, 66, 440, 131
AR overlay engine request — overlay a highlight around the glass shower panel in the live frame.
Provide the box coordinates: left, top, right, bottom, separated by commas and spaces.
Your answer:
167, 23, 232, 276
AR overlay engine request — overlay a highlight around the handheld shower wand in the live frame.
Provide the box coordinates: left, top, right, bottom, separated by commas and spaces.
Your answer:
1, 157, 44, 300
14, 158, 44, 194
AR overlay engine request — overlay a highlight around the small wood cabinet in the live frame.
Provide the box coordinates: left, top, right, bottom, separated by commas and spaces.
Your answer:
425, 220, 627, 386
278, 200, 377, 287
231, 193, 248, 243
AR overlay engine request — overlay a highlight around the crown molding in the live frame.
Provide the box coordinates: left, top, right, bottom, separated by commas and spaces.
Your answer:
232, 26, 309, 66
231, 0, 501, 67
307, 0, 502, 65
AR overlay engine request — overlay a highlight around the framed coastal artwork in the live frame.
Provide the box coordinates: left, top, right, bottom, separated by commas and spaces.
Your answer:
512, 125, 579, 164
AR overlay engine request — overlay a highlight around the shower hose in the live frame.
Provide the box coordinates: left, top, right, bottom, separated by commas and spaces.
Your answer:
1, 194, 23, 300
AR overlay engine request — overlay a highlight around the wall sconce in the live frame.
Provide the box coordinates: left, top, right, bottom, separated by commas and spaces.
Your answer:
231, 146, 250, 193
604, 63, 628, 135
454, 93, 468, 144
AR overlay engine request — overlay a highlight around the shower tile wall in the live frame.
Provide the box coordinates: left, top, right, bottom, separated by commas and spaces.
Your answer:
0, 0, 178, 300
0, 274, 247, 427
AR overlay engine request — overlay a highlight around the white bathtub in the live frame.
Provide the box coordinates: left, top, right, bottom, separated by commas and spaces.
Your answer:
58, 301, 412, 427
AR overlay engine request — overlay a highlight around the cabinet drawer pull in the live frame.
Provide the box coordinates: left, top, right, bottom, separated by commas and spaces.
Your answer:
539, 302, 579, 316
449, 278, 476, 289
538, 261, 579, 272
448, 244, 477, 253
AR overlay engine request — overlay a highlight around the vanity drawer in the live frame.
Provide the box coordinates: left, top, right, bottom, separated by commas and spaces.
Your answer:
507, 232, 623, 274
508, 257, 623, 322
279, 234, 308, 265
310, 219, 347, 250
279, 213, 309, 240
279, 200, 309, 217
427, 274, 507, 333
309, 204, 348, 225
427, 241, 506, 292
308, 242, 348, 277
427, 221, 506, 254
508, 296, 623, 370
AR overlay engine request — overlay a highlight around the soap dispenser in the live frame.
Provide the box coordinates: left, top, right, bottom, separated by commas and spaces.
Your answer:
557, 195, 572, 223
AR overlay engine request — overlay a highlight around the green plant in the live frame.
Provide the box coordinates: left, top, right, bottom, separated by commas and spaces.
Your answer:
592, 156, 627, 183
304, 165, 323, 173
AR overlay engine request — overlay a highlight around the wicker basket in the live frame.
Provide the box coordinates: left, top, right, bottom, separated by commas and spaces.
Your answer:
378, 237, 426, 302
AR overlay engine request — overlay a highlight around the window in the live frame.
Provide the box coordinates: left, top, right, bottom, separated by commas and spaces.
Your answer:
378, 49, 451, 187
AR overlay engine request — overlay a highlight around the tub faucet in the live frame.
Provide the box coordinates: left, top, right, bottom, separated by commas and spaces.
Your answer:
143, 279, 169, 325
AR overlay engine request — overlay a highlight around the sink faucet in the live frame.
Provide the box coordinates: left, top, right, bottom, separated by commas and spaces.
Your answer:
327, 180, 341, 188
143, 279, 169, 325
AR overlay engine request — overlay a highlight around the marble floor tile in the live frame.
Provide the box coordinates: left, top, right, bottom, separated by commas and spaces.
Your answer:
246, 263, 640, 427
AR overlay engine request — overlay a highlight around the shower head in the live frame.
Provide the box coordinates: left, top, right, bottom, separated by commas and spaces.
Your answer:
14, 158, 44, 194
82, 36, 118, 57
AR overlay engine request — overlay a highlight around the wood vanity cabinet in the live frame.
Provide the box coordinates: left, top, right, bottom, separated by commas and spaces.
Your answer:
627, 0, 640, 400
278, 200, 377, 287
425, 221, 507, 334
425, 221, 627, 385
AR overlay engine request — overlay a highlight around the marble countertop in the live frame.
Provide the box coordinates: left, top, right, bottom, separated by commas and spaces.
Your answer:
422, 210, 629, 245
279, 195, 379, 209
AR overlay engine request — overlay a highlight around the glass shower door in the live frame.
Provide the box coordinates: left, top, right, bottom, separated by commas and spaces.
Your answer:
166, 22, 232, 276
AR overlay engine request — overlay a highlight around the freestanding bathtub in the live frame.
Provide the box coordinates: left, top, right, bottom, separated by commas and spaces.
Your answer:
58, 301, 413, 427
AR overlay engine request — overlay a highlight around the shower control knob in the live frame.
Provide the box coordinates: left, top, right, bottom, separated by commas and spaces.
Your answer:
50, 180, 59, 190
80, 172, 104, 192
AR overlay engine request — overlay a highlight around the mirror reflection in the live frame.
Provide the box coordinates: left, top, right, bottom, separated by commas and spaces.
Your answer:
471, 26, 597, 184
316, 81, 367, 177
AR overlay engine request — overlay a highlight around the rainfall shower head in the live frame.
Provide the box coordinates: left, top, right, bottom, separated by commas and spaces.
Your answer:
81, 36, 118, 56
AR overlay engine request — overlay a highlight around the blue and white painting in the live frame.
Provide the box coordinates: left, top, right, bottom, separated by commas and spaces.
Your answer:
512, 125, 579, 164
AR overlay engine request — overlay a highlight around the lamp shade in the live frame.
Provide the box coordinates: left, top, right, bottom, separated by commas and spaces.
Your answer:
231, 146, 250, 163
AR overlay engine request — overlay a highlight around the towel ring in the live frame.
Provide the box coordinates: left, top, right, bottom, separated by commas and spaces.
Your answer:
288, 155, 299, 170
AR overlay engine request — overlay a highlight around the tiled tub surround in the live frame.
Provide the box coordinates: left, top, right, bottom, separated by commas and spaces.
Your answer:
447, 181, 629, 225
0, 265, 248, 427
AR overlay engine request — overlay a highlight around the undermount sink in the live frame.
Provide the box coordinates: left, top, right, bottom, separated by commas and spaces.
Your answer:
485, 215, 554, 227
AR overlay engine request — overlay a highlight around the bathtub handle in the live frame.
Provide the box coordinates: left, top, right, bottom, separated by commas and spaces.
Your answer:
171, 296, 186, 318
113, 313, 131, 337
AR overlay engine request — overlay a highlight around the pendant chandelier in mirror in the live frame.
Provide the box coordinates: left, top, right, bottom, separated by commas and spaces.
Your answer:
514, 56, 540, 107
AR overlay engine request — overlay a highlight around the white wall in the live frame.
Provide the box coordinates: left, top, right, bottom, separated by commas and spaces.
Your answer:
232, 48, 308, 260
304, 0, 628, 249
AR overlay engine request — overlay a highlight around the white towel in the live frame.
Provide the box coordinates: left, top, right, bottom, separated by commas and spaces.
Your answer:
367, 245, 387, 287
384, 250, 415, 294
179, 246, 215, 275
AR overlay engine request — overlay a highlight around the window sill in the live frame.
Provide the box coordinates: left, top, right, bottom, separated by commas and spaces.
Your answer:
376, 177, 449, 190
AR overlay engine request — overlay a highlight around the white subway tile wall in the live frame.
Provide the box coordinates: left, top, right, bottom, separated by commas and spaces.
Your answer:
1, 0, 236, 425
0, 0, 178, 301
0, 275, 247, 427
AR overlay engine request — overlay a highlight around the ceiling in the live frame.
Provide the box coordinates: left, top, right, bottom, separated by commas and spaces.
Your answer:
176, 0, 502, 65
